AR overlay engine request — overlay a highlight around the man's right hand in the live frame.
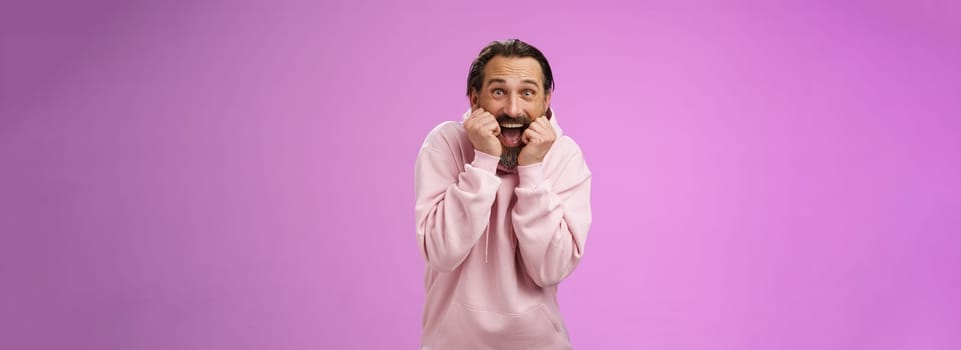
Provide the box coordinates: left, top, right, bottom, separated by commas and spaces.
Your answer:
464, 108, 502, 157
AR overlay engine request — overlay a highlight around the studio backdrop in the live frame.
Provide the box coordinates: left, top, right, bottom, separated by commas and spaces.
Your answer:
1, 1, 959, 349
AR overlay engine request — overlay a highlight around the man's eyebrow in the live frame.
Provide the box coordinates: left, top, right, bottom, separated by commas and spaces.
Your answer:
485, 78, 542, 88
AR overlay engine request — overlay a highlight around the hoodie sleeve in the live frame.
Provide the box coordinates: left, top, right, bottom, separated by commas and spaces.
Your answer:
415, 126, 502, 273
511, 140, 592, 287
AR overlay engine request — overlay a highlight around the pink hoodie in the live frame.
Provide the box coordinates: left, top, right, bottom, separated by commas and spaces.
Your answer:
415, 109, 592, 349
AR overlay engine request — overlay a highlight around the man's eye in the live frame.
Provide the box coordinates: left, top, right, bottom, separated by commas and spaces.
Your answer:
523, 90, 534, 96
493, 89, 504, 96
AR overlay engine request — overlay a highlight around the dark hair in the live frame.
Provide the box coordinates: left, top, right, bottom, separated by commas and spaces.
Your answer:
466, 39, 554, 96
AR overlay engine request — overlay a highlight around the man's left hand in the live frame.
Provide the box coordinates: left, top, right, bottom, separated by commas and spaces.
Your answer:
517, 116, 556, 166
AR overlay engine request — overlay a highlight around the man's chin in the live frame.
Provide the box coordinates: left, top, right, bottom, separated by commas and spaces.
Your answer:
499, 146, 522, 169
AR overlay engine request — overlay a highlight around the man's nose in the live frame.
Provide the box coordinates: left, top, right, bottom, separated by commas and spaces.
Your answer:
505, 94, 523, 118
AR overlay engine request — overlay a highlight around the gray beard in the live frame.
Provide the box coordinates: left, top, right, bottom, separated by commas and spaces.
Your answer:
500, 146, 522, 170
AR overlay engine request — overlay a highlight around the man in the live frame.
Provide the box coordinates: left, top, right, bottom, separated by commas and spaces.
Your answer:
415, 39, 592, 349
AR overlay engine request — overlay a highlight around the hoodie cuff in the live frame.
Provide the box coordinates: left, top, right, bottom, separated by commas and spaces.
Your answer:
471, 150, 500, 174
517, 163, 545, 189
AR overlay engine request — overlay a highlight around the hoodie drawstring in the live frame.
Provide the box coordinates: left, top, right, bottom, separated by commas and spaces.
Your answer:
484, 227, 490, 263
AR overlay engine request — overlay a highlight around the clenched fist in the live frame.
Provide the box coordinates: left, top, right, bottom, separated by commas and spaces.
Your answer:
464, 108, 502, 157
517, 116, 555, 166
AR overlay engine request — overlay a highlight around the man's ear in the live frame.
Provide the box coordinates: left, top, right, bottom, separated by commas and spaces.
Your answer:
469, 89, 479, 109
545, 92, 553, 118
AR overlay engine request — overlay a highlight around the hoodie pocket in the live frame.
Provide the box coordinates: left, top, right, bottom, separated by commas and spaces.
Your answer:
429, 302, 567, 349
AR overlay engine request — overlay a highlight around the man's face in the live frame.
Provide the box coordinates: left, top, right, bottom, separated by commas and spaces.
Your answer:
470, 56, 552, 168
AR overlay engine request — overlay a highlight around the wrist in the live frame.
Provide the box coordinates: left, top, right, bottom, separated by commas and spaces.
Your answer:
517, 155, 543, 166
471, 150, 501, 173
516, 163, 545, 188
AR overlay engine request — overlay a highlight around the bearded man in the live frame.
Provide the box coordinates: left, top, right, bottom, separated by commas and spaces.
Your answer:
415, 39, 592, 350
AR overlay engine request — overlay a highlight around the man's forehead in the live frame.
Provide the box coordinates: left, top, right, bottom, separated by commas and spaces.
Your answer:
484, 56, 543, 85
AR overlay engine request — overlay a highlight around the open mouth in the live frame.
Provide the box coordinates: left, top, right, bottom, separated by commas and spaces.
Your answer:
498, 122, 528, 148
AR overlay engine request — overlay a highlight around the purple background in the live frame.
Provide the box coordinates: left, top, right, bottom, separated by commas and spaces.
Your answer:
2, 0, 960, 349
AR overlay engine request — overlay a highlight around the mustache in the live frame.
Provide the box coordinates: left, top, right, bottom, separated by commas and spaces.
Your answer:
496, 115, 532, 127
